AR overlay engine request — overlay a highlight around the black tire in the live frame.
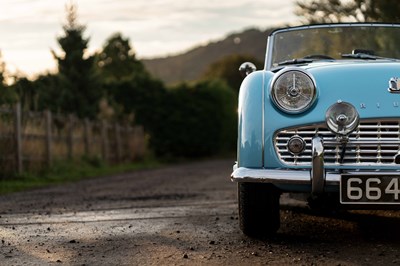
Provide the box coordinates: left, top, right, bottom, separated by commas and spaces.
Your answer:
238, 182, 281, 237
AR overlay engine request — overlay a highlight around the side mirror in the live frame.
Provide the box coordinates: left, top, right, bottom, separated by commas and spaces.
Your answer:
239, 62, 256, 77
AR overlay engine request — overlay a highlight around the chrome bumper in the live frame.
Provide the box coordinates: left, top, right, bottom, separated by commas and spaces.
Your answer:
232, 136, 330, 194
231, 167, 400, 192
232, 135, 400, 194
231, 166, 340, 186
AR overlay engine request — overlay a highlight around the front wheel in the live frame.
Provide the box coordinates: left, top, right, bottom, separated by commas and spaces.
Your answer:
238, 182, 281, 237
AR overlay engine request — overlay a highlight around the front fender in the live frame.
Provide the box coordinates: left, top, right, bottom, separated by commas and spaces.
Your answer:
237, 71, 273, 167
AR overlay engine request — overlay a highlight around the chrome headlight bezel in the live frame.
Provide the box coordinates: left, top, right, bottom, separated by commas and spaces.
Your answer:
270, 68, 317, 114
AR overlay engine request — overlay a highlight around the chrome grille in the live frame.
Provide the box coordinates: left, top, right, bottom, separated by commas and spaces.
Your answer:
274, 120, 400, 166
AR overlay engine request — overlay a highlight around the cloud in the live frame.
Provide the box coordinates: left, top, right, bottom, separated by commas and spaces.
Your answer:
86, 0, 297, 57
0, 0, 298, 75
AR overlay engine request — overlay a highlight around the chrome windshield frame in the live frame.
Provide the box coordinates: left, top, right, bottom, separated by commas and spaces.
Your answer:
265, 23, 400, 70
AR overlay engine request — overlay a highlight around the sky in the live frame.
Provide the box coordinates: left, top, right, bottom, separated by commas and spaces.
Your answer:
0, 0, 298, 77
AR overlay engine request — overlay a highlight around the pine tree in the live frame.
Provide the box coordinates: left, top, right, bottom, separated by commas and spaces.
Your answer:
52, 3, 101, 118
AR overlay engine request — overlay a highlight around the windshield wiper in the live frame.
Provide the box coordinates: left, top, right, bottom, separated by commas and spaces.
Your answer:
277, 58, 314, 66
341, 53, 399, 61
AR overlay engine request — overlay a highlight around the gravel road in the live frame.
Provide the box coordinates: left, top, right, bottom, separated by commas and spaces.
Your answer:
1, 159, 400, 265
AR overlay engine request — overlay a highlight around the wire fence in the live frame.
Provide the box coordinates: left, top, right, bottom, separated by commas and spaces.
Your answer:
0, 103, 146, 175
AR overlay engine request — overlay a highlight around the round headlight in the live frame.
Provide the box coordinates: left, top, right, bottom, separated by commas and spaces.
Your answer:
325, 101, 359, 136
271, 69, 316, 113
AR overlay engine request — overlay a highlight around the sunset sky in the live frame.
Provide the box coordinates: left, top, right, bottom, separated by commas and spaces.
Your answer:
0, 0, 298, 77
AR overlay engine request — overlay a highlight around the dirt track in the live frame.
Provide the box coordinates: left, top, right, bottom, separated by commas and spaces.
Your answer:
1, 159, 400, 265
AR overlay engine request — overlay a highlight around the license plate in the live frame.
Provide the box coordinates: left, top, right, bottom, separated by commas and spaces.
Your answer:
340, 174, 400, 204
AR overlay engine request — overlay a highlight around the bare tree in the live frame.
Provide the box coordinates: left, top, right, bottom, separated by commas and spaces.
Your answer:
296, 0, 400, 24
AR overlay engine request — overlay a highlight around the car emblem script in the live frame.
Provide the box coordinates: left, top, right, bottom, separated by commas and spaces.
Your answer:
388, 77, 400, 93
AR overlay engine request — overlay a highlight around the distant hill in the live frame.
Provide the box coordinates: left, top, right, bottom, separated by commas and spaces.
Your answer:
142, 28, 275, 85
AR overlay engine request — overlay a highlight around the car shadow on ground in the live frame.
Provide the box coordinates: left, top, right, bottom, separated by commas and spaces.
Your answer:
278, 205, 400, 243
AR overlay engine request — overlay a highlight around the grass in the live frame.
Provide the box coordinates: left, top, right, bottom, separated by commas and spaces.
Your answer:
0, 156, 161, 195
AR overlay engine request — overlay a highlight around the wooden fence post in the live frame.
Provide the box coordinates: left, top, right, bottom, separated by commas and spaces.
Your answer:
67, 114, 74, 160
101, 120, 109, 162
115, 123, 122, 163
136, 126, 145, 159
45, 110, 52, 167
14, 103, 22, 174
130, 126, 136, 161
83, 118, 91, 156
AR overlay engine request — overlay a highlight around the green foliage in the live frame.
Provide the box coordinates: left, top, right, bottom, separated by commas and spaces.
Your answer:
52, 3, 101, 119
96, 33, 146, 83
105, 75, 166, 126
0, 52, 18, 105
149, 80, 237, 157
12, 77, 40, 111
98, 37, 238, 158
95, 32, 166, 123
0, 52, 5, 86
296, 0, 400, 23
202, 54, 263, 93
33, 74, 60, 111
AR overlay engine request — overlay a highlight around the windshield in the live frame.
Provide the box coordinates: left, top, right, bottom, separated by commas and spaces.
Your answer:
269, 24, 400, 68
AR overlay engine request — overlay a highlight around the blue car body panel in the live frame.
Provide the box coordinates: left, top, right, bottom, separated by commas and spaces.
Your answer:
238, 61, 400, 170
237, 71, 270, 167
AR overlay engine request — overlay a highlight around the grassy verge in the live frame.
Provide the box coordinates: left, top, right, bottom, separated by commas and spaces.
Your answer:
0, 156, 161, 195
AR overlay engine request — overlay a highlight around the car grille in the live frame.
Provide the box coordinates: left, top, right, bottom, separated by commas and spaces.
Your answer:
274, 120, 400, 166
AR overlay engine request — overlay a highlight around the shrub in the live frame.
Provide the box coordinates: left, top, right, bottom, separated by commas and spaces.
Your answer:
149, 80, 237, 157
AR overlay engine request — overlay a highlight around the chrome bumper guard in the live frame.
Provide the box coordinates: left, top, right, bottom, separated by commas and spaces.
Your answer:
311, 136, 324, 194
232, 136, 333, 194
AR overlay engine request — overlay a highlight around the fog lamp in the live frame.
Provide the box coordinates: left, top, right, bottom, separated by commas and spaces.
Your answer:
287, 135, 306, 154
325, 101, 359, 136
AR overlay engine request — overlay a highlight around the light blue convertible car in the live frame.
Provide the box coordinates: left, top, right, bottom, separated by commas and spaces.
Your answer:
232, 23, 400, 236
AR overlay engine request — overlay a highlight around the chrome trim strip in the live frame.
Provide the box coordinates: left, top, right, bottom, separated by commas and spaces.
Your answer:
265, 34, 274, 70
311, 136, 325, 194
231, 167, 339, 185
232, 167, 311, 184
324, 140, 400, 145
269, 23, 400, 37
266, 23, 400, 70
231, 167, 400, 187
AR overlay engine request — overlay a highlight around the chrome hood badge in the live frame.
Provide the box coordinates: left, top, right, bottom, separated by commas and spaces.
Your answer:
388, 77, 400, 93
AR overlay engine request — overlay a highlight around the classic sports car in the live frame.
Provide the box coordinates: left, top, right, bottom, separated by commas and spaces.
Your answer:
232, 23, 400, 236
